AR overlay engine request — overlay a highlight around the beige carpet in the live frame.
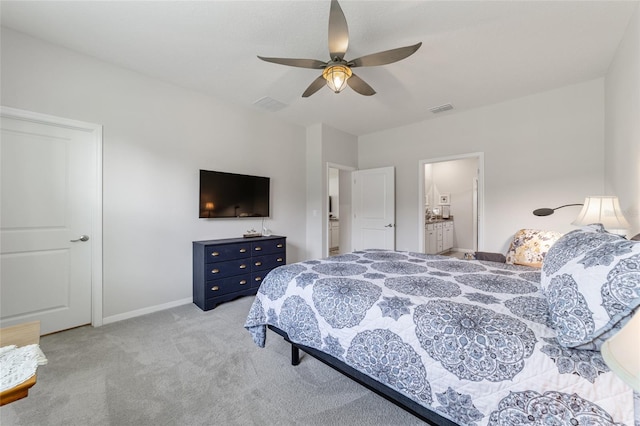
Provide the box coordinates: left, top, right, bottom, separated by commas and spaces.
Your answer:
1, 297, 425, 425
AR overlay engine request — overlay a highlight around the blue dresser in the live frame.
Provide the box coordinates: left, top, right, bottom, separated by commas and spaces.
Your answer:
192, 235, 286, 310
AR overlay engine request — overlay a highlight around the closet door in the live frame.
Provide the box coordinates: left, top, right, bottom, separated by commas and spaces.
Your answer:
352, 166, 395, 251
1, 108, 102, 334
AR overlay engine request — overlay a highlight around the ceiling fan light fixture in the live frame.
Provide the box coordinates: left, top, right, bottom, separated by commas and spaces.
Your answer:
322, 64, 352, 93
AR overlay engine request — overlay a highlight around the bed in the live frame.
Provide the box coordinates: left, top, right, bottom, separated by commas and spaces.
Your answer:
245, 225, 639, 425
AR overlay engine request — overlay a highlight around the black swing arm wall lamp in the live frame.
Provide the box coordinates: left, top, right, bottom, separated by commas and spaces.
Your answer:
532, 203, 583, 216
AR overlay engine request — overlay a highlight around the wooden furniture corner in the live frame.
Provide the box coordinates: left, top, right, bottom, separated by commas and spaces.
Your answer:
0, 321, 41, 406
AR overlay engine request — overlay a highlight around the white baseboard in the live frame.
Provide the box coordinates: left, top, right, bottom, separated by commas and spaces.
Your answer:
101, 297, 193, 326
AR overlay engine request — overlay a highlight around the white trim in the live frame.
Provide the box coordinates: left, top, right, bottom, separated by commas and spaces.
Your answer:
1, 106, 104, 328
102, 298, 193, 325
418, 152, 485, 253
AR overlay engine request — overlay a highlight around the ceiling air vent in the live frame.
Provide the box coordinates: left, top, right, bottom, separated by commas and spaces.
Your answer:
429, 103, 454, 114
253, 96, 287, 112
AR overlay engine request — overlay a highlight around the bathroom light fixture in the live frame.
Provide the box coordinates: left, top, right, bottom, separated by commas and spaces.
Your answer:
532, 203, 583, 216
572, 196, 630, 235
322, 64, 352, 93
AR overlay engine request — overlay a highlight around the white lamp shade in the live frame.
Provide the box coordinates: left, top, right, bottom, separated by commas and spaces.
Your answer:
572, 196, 630, 234
601, 310, 640, 392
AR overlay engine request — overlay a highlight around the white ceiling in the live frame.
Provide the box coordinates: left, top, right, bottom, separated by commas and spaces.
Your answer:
1, 1, 637, 136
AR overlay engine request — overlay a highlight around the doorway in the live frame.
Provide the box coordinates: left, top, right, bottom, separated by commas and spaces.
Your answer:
0, 107, 103, 334
418, 153, 484, 254
326, 164, 355, 257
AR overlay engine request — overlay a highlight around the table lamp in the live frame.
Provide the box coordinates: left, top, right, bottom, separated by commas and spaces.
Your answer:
572, 196, 630, 235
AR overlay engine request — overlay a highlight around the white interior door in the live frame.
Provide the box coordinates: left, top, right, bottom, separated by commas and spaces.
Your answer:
352, 166, 395, 250
1, 108, 102, 335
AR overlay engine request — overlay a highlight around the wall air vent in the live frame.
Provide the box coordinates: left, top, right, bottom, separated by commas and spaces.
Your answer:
429, 103, 454, 114
253, 96, 287, 112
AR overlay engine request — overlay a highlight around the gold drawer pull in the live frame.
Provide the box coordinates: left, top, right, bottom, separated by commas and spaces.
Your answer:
240, 264, 247, 269
211, 268, 220, 274
254, 247, 262, 251
211, 286, 220, 291
240, 248, 247, 253
240, 280, 247, 285
255, 261, 262, 266
211, 251, 219, 257
277, 258, 283, 262
255, 276, 262, 282
277, 244, 283, 248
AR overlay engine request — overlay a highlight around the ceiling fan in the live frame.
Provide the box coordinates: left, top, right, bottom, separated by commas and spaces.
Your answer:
258, 0, 422, 97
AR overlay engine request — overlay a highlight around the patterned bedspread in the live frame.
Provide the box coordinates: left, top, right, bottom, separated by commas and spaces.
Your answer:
244, 249, 637, 426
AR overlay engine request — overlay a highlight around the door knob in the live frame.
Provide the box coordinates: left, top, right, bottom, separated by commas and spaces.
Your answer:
70, 235, 90, 242
385, 224, 394, 228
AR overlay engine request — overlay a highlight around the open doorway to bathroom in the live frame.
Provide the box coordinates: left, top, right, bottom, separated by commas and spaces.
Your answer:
418, 153, 484, 257
327, 164, 355, 257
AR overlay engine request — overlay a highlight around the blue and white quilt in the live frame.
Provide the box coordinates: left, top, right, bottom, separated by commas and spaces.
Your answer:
245, 249, 636, 426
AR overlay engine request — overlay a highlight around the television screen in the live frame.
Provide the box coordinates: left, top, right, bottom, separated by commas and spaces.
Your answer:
199, 170, 270, 218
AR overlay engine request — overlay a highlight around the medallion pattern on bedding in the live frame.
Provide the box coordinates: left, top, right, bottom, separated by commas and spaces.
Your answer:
541, 224, 640, 350
436, 387, 484, 426
245, 249, 636, 425
540, 337, 609, 383
414, 300, 536, 382
377, 295, 412, 320
312, 278, 381, 328
504, 295, 550, 325
346, 329, 432, 405
488, 391, 623, 426
385, 276, 461, 297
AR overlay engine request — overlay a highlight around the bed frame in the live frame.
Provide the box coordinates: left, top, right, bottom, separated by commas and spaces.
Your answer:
268, 325, 458, 426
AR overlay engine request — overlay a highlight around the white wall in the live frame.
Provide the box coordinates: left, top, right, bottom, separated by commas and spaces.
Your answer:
605, 3, 640, 237
305, 124, 324, 260
359, 79, 606, 253
430, 158, 478, 251
306, 123, 358, 259
1, 28, 308, 321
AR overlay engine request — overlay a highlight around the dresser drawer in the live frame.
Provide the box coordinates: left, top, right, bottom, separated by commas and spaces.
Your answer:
205, 274, 252, 297
251, 271, 270, 289
251, 238, 286, 255
205, 242, 251, 263
206, 258, 251, 279
252, 253, 286, 272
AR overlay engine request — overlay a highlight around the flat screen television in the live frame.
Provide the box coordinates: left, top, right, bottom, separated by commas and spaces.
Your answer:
199, 170, 270, 218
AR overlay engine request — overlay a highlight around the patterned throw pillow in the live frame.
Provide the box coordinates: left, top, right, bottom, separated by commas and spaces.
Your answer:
505, 229, 563, 268
540, 224, 640, 350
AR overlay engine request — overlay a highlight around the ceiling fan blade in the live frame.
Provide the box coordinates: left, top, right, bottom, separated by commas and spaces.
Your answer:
347, 73, 376, 96
258, 56, 326, 69
328, 0, 349, 61
350, 42, 422, 68
302, 75, 327, 98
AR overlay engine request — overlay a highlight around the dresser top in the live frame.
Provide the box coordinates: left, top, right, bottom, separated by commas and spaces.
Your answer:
193, 235, 285, 246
